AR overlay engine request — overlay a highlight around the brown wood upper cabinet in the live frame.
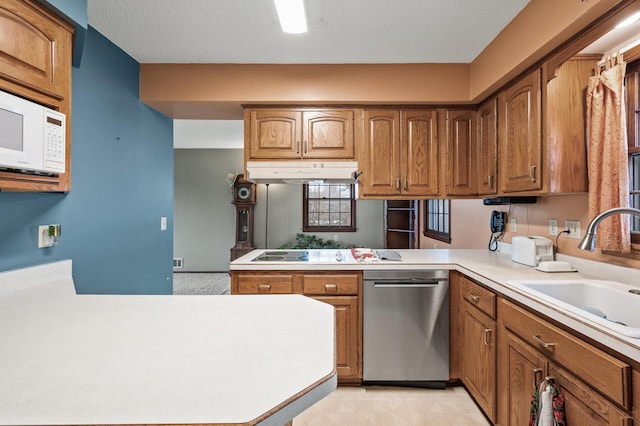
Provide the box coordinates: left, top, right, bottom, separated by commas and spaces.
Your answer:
497, 57, 597, 195
477, 98, 498, 196
498, 68, 543, 193
246, 108, 355, 160
0, 0, 72, 100
0, 0, 73, 192
444, 109, 477, 196
360, 109, 439, 198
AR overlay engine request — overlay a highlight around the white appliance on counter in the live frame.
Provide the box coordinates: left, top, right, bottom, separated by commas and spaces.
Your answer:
0, 89, 66, 175
245, 161, 359, 184
511, 236, 554, 266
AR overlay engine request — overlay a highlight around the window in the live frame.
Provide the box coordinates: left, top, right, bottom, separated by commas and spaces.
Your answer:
627, 59, 640, 243
423, 199, 451, 243
303, 183, 356, 232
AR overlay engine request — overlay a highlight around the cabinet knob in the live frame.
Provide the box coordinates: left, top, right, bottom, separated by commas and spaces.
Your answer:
396, 178, 401, 191
296, 141, 300, 154
324, 284, 338, 292
403, 178, 408, 191
468, 292, 480, 303
529, 165, 537, 182
304, 140, 308, 154
488, 175, 494, 189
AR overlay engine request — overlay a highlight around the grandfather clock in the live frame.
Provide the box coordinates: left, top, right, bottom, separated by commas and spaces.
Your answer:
230, 175, 257, 261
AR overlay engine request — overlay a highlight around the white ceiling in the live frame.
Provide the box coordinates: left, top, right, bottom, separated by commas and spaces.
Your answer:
87, 1, 640, 149
87, 0, 531, 64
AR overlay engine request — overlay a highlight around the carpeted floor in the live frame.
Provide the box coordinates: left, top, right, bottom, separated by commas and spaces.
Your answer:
173, 273, 231, 295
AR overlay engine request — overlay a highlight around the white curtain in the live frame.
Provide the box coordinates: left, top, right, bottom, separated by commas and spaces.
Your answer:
586, 53, 630, 253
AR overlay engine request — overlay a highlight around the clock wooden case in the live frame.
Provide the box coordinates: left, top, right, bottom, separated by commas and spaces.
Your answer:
230, 175, 257, 261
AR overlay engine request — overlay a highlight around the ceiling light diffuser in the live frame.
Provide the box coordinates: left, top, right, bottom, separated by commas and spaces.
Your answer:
615, 12, 640, 28
274, 0, 308, 34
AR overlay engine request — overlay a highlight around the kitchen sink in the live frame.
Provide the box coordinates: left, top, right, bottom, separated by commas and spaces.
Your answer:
507, 279, 640, 338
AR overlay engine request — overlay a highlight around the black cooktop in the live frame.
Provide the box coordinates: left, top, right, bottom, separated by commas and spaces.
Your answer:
252, 251, 309, 262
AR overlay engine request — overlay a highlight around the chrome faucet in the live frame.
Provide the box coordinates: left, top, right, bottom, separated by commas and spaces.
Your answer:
578, 207, 640, 251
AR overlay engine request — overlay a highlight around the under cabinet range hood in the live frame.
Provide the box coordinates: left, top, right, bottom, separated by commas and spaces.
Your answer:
246, 161, 360, 184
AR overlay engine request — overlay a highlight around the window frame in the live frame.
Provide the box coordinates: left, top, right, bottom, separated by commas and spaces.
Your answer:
627, 59, 640, 244
422, 199, 451, 243
302, 183, 357, 232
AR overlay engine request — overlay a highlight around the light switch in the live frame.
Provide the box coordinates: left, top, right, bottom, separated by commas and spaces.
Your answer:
161, 217, 167, 231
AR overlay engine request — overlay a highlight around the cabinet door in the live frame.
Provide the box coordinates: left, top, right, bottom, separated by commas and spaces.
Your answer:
546, 57, 594, 193
302, 110, 354, 159
477, 98, 498, 195
314, 295, 361, 384
499, 69, 542, 193
249, 110, 302, 159
402, 110, 439, 196
462, 304, 497, 423
0, 0, 72, 99
445, 110, 476, 196
549, 363, 633, 426
361, 110, 401, 196
500, 332, 548, 426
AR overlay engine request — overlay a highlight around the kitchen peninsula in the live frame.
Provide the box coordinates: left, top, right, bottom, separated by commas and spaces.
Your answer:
0, 260, 336, 426
231, 248, 640, 424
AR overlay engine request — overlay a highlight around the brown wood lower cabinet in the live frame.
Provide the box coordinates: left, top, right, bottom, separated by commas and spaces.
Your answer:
457, 273, 497, 424
451, 272, 638, 426
498, 298, 633, 425
231, 270, 362, 384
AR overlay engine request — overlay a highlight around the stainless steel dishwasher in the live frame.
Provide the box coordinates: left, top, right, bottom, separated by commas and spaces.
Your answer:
363, 269, 449, 388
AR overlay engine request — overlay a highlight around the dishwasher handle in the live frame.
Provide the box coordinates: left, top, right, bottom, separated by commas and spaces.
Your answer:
370, 279, 444, 288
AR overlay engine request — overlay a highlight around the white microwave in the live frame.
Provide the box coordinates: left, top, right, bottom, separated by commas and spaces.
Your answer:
0, 89, 66, 175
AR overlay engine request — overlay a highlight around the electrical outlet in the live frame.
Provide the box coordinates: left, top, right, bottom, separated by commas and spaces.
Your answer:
510, 218, 517, 232
333, 234, 339, 242
549, 219, 558, 236
161, 216, 167, 231
565, 220, 582, 239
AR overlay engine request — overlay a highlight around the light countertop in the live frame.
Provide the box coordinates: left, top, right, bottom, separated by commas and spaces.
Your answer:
0, 260, 336, 426
231, 248, 640, 364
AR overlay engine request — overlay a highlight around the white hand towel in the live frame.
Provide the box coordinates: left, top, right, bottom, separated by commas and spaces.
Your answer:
537, 383, 554, 426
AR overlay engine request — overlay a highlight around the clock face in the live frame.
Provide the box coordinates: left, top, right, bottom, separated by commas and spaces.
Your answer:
237, 186, 251, 200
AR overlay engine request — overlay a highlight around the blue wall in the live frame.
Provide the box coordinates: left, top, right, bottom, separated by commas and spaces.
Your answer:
0, 26, 174, 295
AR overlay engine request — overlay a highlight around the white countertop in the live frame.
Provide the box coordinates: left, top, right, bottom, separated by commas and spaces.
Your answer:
0, 260, 336, 426
232, 248, 640, 364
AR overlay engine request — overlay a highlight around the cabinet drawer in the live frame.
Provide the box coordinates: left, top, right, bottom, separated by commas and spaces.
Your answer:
500, 299, 631, 409
302, 274, 359, 295
236, 274, 294, 294
460, 275, 496, 318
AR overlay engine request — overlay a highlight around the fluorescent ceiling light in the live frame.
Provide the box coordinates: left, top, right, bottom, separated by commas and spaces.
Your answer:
620, 38, 640, 54
274, 0, 308, 34
616, 12, 640, 28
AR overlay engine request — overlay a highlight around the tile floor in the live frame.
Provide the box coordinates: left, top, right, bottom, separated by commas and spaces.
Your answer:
293, 385, 491, 426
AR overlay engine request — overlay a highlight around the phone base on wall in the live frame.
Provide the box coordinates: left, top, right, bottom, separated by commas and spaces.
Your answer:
482, 196, 538, 205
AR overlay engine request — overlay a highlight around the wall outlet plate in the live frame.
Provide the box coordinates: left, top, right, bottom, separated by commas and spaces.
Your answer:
38, 225, 53, 248
510, 218, 517, 232
565, 220, 582, 239
549, 219, 558, 236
